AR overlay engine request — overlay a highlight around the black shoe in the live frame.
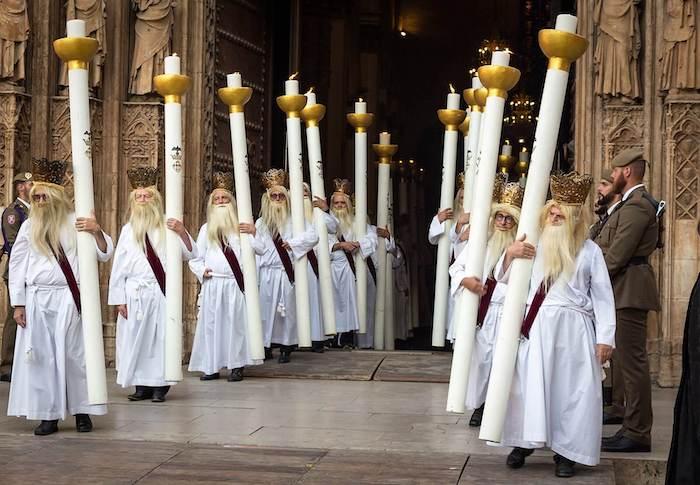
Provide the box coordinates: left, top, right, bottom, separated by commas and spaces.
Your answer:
602, 412, 624, 425
601, 435, 650, 452
264, 347, 273, 360
0, 373, 10, 382
75, 414, 93, 433
34, 420, 59, 436
554, 454, 576, 478
602, 427, 625, 444
228, 367, 244, 382
311, 341, 325, 353
200, 372, 220, 381
506, 447, 534, 469
278, 351, 291, 364
127, 385, 154, 401
469, 405, 484, 427
152, 386, 170, 403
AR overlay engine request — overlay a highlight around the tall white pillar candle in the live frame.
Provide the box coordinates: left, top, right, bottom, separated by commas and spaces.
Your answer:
463, 77, 485, 212
385, 183, 396, 350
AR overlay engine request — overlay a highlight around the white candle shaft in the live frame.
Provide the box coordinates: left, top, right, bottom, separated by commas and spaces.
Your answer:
379, 132, 391, 145
501, 144, 513, 156
67, 19, 86, 37
66, 65, 107, 405
227, 72, 242, 88
306, 92, 317, 106
163, 101, 184, 382
479, 67, 570, 441
305, 124, 336, 335
431, 129, 459, 346
354, 131, 368, 333
285, 80, 299, 95
384, 183, 395, 350
555, 13, 578, 32
373, 163, 391, 349
519, 151, 530, 162
446, 94, 507, 413
355, 102, 367, 114
463, 110, 483, 211
447, 93, 461, 110
229, 110, 265, 360
164, 55, 180, 75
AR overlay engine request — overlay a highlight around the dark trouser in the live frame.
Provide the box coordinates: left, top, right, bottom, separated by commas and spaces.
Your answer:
0, 281, 17, 375
610, 308, 653, 444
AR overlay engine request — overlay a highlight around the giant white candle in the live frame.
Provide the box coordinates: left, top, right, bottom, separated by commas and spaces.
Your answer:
301, 90, 336, 335
384, 182, 396, 350
501, 142, 513, 156
217, 73, 265, 360
446, 51, 520, 413
479, 14, 587, 441
463, 77, 486, 212
277, 77, 311, 347
53, 19, 107, 404
431, 88, 466, 346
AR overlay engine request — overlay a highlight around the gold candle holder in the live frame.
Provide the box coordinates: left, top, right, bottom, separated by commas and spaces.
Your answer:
437, 109, 467, 132
477, 65, 520, 99
458, 116, 470, 136
154, 74, 192, 104
218, 86, 253, 113
347, 113, 374, 133
53, 35, 98, 70
301, 103, 326, 127
372, 143, 399, 165
463, 86, 488, 113
539, 29, 589, 72
276, 95, 307, 118
497, 154, 515, 175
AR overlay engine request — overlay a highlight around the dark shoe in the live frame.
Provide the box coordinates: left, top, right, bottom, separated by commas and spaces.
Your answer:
0, 373, 10, 382
200, 372, 220, 381
469, 405, 484, 427
34, 420, 59, 436
75, 414, 93, 433
152, 386, 170, 403
264, 347, 273, 360
127, 385, 154, 401
602, 427, 625, 444
506, 447, 534, 469
228, 367, 244, 382
602, 412, 623, 425
278, 351, 291, 364
601, 435, 650, 452
554, 454, 576, 478
311, 341, 325, 353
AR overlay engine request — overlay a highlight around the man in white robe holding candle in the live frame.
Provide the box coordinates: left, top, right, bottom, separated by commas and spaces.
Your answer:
8, 158, 113, 436
256, 169, 318, 363
450, 177, 523, 427
108, 166, 197, 403
495, 172, 615, 478
188, 173, 263, 382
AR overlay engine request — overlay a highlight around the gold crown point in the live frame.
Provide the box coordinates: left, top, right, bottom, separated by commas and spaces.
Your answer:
550, 171, 593, 205
212, 172, 234, 193
261, 168, 288, 189
127, 165, 160, 189
332, 178, 352, 196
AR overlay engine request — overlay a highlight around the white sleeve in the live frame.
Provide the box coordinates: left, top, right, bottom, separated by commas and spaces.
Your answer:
8, 222, 30, 307
359, 225, 378, 260
94, 231, 114, 262
188, 226, 208, 283
287, 221, 319, 261
428, 215, 445, 245
588, 243, 616, 347
179, 231, 198, 261
249, 231, 265, 256
449, 240, 470, 297
323, 212, 338, 234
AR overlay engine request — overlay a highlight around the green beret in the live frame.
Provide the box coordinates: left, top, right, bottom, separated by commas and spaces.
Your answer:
601, 168, 613, 183
611, 148, 644, 168
12, 172, 33, 183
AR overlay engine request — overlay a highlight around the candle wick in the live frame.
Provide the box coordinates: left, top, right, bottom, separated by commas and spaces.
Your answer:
289, 72, 299, 80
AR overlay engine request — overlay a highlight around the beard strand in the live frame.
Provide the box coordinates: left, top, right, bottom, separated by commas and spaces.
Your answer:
485, 227, 516, 276
261, 200, 289, 237
332, 206, 354, 237
304, 198, 314, 223
30, 200, 73, 257
539, 223, 577, 286
130, 201, 164, 251
207, 203, 239, 246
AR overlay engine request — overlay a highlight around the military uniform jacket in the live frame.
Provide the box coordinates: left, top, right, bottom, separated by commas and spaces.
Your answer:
1, 198, 28, 280
594, 187, 661, 311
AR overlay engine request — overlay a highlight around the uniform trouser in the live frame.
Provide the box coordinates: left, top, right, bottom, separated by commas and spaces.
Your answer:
0, 280, 17, 374
610, 308, 653, 444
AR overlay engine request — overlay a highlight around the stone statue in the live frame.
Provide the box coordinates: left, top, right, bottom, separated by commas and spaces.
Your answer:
129, 0, 175, 95
660, 0, 699, 92
593, 0, 643, 100
58, 0, 107, 92
0, 0, 30, 85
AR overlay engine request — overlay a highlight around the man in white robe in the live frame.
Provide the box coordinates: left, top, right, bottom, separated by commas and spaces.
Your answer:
495, 172, 615, 478
450, 181, 523, 427
8, 158, 113, 436
256, 169, 318, 363
188, 173, 263, 382
108, 166, 196, 403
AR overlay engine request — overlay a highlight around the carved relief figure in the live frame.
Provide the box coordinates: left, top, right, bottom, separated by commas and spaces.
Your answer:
661, 0, 700, 92
59, 0, 107, 92
593, 0, 643, 100
0, 0, 29, 84
129, 0, 174, 95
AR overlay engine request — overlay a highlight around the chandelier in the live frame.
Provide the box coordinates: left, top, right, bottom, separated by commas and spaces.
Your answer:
477, 38, 510, 66
504, 92, 537, 125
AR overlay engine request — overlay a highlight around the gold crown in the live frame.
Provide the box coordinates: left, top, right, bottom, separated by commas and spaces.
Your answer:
550, 171, 593, 205
212, 172, 234, 192
127, 165, 160, 189
261, 168, 288, 189
456, 172, 465, 191
498, 182, 525, 208
32, 158, 67, 186
492, 172, 508, 202
332, 178, 352, 196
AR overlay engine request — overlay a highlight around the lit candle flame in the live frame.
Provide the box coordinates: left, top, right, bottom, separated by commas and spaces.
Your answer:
359, 97, 364, 102
504, 139, 511, 145
305, 86, 315, 95
289, 72, 299, 80
449, 83, 455, 94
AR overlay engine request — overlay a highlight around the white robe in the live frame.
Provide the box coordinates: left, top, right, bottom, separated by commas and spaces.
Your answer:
108, 223, 196, 388
392, 243, 410, 340
7, 216, 113, 420
255, 218, 318, 347
358, 225, 394, 349
188, 225, 264, 374
496, 239, 616, 466
450, 242, 506, 409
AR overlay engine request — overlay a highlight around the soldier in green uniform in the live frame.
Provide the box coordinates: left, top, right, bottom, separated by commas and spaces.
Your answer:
595, 149, 661, 453
0, 172, 33, 382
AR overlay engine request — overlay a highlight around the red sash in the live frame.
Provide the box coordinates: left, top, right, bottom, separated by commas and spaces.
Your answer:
307, 250, 319, 278
273, 234, 295, 284
338, 235, 356, 276
367, 256, 377, 284
51, 244, 82, 314
220, 236, 245, 292
521, 281, 549, 339
145, 234, 166, 295
476, 277, 497, 327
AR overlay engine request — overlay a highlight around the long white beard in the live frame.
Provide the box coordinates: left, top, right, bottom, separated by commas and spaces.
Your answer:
130, 201, 164, 251
30, 202, 74, 257
539, 223, 578, 286
304, 197, 314, 223
262, 201, 289, 237
332, 207, 354, 237
485, 227, 516, 277
207, 203, 239, 246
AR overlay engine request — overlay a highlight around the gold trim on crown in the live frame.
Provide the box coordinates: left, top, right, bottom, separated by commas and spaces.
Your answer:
127, 166, 160, 189
212, 172, 234, 192
492, 172, 508, 202
456, 172, 465, 191
32, 158, 67, 186
499, 182, 525, 208
332, 178, 352, 196
261, 168, 288, 190
550, 172, 593, 205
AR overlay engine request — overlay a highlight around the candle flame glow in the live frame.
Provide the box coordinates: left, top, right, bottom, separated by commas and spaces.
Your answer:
449, 84, 455, 94
289, 72, 299, 80
305, 86, 315, 95
359, 97, 364, 102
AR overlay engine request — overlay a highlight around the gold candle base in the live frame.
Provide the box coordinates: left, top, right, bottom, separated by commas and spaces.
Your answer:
301, 103, 326, 127
218, 86, 253, 113
53, 36, 99, 70
497, 154, 515, 175
372, 143, 399, 164
276, 94, 307, 118
477, 65, 521, 99
437, 109, 467, 132
154, 74, 192, 104
539, 29, 589, 72
459, 117, 470, 136
347, 113, 374, 133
